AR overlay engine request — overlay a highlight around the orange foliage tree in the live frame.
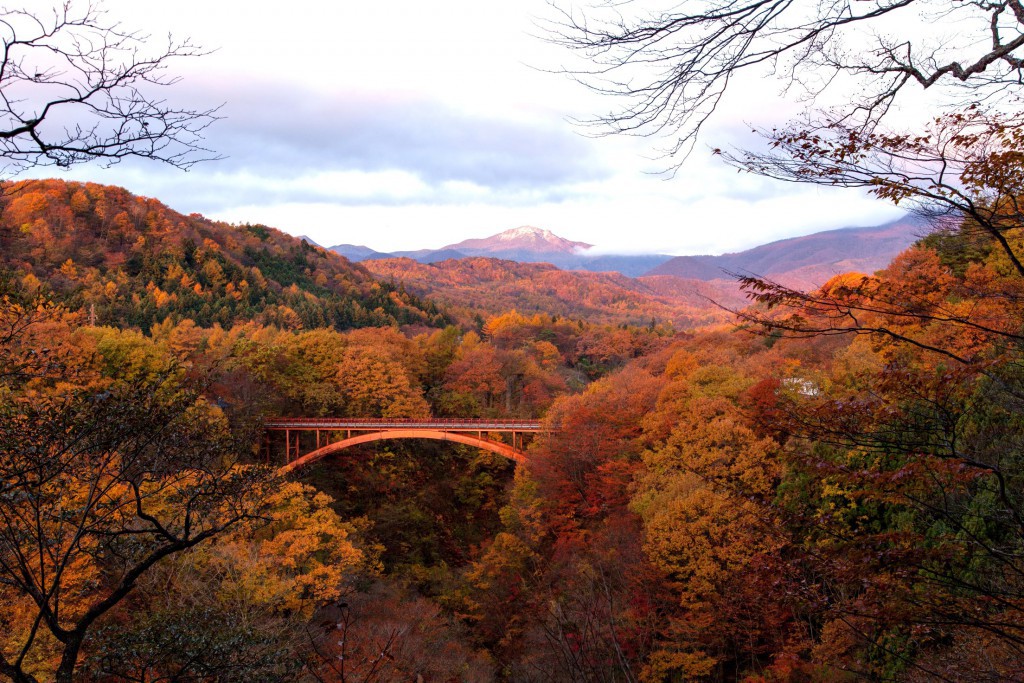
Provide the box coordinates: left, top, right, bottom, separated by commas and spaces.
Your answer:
709, 116, 1024, 676
0, 291, 280, 682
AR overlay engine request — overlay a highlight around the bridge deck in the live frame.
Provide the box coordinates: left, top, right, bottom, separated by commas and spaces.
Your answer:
265, 418, 544, 432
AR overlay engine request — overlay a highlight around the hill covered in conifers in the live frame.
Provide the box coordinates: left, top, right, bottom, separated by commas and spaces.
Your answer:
0, 179, 447, 331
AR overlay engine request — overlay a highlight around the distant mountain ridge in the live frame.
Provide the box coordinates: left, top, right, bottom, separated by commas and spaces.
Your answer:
331, 226, 674, 276
331, 219, 923, 283
331, 243, 384, 260
648, 217, 926, 289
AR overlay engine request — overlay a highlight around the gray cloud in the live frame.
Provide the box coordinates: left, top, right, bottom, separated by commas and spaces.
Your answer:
70, 80, 609, 214
203, 82, 604, 187
98, 167, 590, 217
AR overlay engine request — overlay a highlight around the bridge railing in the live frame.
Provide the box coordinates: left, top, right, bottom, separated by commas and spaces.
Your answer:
264, 417, 546, 431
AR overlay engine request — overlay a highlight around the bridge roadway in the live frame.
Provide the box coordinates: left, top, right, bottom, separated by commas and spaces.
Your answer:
265, 418, 546, 473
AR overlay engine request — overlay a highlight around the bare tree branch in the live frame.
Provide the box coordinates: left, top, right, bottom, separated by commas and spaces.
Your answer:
0, 1, 220, 175
548, 0, 1024, 167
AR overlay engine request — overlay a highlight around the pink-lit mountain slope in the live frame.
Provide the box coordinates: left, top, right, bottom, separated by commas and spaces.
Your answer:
646, 217, 926, 289
442, 226, 593, 259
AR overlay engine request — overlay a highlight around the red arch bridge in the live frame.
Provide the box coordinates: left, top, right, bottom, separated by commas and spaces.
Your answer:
264, 418, 547, 473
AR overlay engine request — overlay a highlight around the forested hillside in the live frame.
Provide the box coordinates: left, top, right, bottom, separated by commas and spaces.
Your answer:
436, 220, 1024, 681
4, 172, 1023, 682
5, 0, 1024, 678
0, 267, 676, 683
363, 256, 746, 328
0, 179, 447, 331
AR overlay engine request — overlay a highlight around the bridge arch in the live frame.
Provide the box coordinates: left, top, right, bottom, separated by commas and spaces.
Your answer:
278, 429, 526, 474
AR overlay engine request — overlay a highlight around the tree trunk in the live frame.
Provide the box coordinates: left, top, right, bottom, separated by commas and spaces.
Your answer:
54, 633, 83, 683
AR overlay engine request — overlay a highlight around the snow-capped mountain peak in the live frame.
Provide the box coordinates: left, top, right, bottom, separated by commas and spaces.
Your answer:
444, 226, 593, 256
497, 226, 556, 241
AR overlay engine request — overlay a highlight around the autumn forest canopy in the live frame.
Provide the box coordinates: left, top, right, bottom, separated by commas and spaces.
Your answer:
3, 0, 1024, 682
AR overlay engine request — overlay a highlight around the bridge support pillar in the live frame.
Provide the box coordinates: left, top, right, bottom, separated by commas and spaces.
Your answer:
284, 429, 302, 463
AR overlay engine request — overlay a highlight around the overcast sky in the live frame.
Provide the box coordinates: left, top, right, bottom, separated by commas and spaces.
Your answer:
32, 0, 905, 255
